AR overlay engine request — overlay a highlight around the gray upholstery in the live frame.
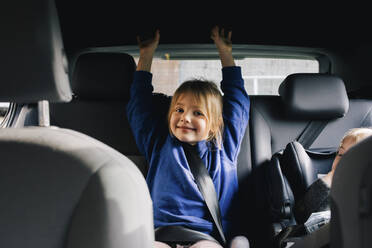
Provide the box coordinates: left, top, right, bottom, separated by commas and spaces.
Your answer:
331, 136, 372, 248
0, 0, 71, 103
49, 52, 151, 175
0, 0, 154, 247
50, 101, 138, 155
279, 73, 349, 119
50, 101, 149, 175
0, 128, 153, 248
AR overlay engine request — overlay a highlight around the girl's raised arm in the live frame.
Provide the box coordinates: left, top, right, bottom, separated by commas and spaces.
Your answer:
211, 26, 250, 160
127, 30, 166, 158
136, 30, 160, 72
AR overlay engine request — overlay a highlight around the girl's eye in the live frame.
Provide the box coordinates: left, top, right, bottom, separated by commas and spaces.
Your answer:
337, 153, 343, 157
194, 111, 204, 116
175, 108, 184, 113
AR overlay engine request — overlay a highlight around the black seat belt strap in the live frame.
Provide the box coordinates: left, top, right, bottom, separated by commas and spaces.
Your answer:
297, 120, 328, 149
182, 144, 226, 244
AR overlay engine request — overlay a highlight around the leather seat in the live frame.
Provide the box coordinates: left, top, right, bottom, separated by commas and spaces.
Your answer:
267, 141, 336, 226
0, 1, 154, 247
248, 73, 372, 246
49, 52, 172, 177
280, 135, 372, 248
263, 74, 348, 234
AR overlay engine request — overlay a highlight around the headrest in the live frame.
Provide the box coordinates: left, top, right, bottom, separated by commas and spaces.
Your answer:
0, 0, 72, 103
331, 136, 372, 248
279, 73, 349, 119
71, 53, 136, 101
281, 141, 336, 200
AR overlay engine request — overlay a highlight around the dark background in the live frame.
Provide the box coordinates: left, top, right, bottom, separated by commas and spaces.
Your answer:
55, 1, 372, 55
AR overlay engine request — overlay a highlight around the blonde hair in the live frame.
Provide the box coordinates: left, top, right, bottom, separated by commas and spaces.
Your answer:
339, 127, 372, 150
167, 79, 224, 149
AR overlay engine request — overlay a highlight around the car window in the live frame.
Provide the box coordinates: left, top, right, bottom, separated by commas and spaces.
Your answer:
134, 57, 318, 95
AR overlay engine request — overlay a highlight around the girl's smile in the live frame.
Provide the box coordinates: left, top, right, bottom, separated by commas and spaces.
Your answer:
177, 125, 197, 131
170, 93, 210, 145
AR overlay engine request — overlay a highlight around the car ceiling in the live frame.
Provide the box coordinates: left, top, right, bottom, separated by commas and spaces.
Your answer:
56, 1, 371, 56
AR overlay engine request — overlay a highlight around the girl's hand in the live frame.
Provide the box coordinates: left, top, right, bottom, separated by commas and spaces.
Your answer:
211, 26, 232, 53
137, 29, 160, 56
211, 26, 235, 67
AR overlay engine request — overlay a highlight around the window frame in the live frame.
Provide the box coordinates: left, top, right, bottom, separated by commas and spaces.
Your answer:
77, 44, 331, 73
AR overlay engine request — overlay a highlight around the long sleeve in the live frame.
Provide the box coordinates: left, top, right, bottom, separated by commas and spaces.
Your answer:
221, 66, 250, 161
126, 71, 168, 158
136, 67, 248, 237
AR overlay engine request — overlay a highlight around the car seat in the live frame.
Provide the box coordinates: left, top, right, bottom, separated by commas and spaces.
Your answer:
248, 72, 354, 245
267, 141, 336, 227
0, 1, 154, 247
263, 73, 349, 240
278, 135, 372, 248
49, 51, 172, 177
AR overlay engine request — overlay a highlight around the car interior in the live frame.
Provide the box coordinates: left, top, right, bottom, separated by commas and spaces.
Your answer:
1, 1, 372, 247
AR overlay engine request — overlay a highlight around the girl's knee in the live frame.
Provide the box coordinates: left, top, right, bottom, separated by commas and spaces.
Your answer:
189, 240, 223, 248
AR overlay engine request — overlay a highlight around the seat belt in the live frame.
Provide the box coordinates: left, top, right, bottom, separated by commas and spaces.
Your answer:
182, 143, 226, 245
296, 120, 328, 149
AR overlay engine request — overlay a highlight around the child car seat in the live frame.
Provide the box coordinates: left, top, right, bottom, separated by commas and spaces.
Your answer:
267, 141, 336, 230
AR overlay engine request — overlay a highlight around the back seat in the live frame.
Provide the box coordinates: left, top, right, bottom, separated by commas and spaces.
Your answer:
247, 73, 372, 246
49, 52, 149, 176
49, 52, 372, 247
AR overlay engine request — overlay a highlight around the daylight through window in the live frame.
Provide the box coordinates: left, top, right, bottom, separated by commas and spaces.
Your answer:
134, 57, 319, 96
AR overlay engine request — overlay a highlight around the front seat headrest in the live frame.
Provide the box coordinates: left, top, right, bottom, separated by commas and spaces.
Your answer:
279, 73, 349, 119
331, 136, 372, 248
0, 0, 72, 103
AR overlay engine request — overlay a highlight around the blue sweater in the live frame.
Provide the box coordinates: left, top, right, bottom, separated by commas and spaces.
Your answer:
127, 66, 250, 236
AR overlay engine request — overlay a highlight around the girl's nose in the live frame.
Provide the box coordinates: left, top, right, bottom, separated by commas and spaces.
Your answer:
181, 112, 191, 122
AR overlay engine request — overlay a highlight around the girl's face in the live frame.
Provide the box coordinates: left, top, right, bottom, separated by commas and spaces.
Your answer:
331, 136, 355, 171
169, 93, 210, 145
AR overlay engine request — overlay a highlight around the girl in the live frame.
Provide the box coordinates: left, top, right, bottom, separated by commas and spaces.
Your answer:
127, 26, 250, 248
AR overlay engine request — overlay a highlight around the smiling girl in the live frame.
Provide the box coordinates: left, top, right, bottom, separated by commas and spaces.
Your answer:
168, 79, 223, 148
126, 26, 250, 248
